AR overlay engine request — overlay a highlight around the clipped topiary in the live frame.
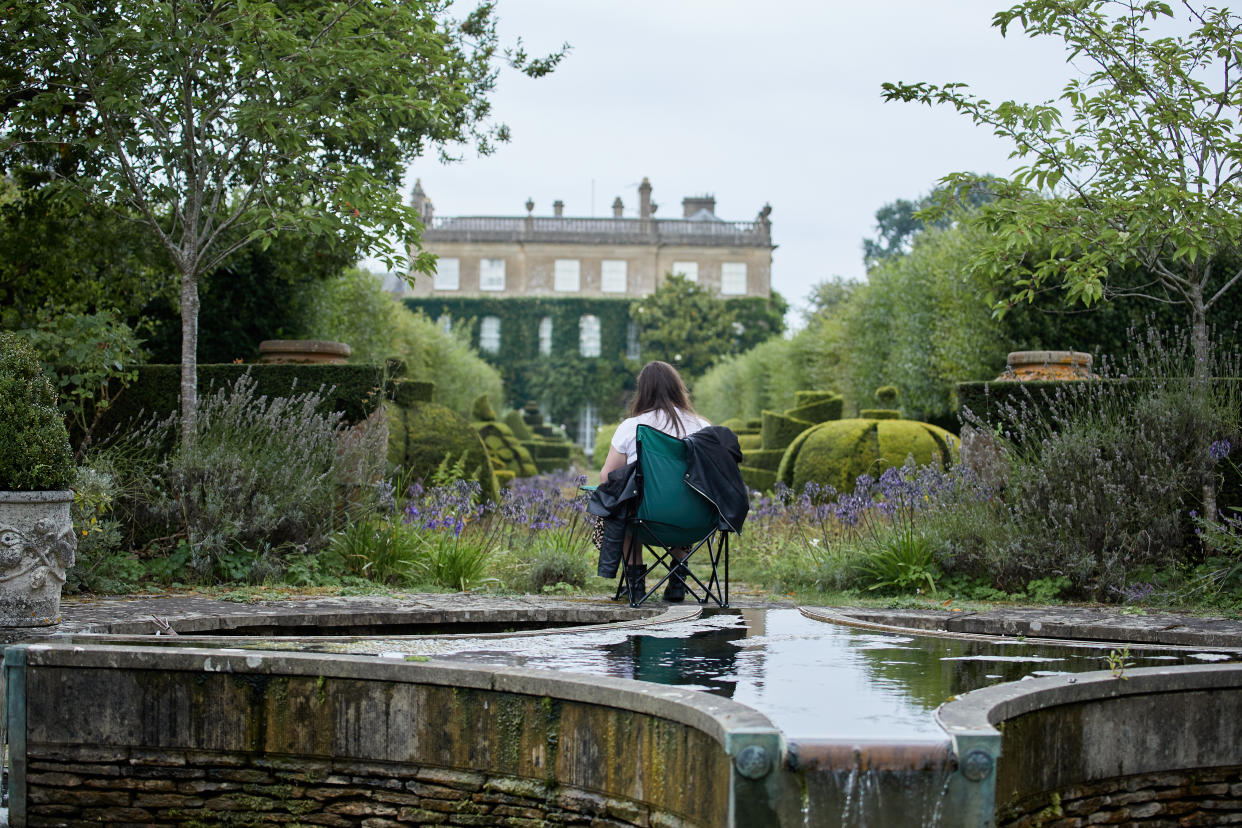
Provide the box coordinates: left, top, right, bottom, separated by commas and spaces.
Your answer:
0, 332, 74, 491
875, 385, 900, 407
795, 390, 839, 407
761, 410, 814, 451
859, 409, 900, 420
786, 395, 844, 424
387, 400, 499, 504
503, 409, 533, 442
518, 401, 573, 473
390, 379, 435, 408
737, 433, 763, 452
472, 393, 497, 422
739, 466, 776, 493
776, 415, 957, 495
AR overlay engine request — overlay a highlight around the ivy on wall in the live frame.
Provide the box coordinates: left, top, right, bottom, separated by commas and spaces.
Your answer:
403, 297, 637, 432
402, 295, 784, 436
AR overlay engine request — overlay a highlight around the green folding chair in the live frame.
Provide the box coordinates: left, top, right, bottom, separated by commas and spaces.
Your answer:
615, 424, 731, 607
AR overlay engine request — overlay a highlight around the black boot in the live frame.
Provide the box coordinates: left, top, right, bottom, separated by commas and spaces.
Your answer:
663, 560, 688, 602
625, 564, 647, 604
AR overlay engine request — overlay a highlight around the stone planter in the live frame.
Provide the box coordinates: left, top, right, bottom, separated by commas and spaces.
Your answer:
0, 491, 76, 626
257, 339, 351, 364
999, 350, 1094, 382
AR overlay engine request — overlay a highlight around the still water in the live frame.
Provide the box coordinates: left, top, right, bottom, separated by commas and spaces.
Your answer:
318, 608, 1238, 740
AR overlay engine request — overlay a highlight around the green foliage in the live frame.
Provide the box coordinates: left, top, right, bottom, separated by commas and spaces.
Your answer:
387, 401, 498, 504
883, 1, 1242, 371
0, 331, 73, 490
1, 0, 562, 443
20, 310, 146, 450
592, 422, 620, 470
296, 270, 504, 419
404, 295, 632, 429
65, 462, 141, 594
92, 363, 385, 445
694, 336, 810, 422
102, 372, 384, 581
0, 183, 172, 331
631, 274, 786, 380
779, 417, 957, 494
330, 516, 425, 585
856, 527, 939, 595
761, 411, 814, 451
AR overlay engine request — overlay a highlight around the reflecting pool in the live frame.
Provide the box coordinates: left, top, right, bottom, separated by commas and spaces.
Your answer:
312, 608, 1239, 740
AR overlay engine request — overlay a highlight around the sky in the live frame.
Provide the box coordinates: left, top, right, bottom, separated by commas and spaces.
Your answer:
370, 0, 1079, 322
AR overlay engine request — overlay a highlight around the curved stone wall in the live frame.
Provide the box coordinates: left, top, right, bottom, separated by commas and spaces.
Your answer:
937, 664, 1242, 825
4, 642, 785, 827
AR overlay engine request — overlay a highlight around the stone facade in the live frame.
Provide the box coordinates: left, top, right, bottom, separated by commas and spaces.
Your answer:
402, 178, 774, 300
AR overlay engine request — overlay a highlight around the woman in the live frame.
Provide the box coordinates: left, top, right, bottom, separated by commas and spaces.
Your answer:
597, 361, 710, 602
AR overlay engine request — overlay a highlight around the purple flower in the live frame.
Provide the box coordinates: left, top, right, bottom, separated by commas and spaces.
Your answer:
1210, 440, 1231, 461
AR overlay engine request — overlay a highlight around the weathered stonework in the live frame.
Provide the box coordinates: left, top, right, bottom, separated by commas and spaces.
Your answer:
1000, 766, 1242, 827
0, 490, 76, 626
8, 644, 780, 827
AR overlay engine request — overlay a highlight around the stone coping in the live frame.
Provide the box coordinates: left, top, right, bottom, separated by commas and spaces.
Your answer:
801, 605, 1242, 651
936, 663, 1242, 747
11, 640, 783, 751
0, 491, 74, 503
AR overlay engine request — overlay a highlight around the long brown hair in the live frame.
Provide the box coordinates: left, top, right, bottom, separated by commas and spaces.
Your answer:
630, 361, 700, 436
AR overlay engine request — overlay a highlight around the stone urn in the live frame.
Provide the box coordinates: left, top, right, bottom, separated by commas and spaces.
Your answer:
257, 339, 351, 364
998, 350, 1094, 381
0, 491, 76, 626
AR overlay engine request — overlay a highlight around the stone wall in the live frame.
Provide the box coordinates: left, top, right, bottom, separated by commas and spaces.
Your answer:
7, 644, 784, 827
1000, 766, 1242, 827
25, 746, 694, 827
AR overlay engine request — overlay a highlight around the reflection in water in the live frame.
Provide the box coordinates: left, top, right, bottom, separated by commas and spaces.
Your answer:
313, 608, 1238, 740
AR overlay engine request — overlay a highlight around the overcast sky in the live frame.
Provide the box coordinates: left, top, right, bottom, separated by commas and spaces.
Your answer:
376, 0, 1078, 320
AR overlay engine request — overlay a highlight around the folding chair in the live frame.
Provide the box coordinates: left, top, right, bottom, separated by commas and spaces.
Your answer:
615, 424, 731, 608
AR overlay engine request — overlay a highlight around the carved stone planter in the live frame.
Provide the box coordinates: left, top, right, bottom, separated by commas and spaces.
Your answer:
257, 339, 351, 364
0, 490, 76, 626
998, 350, 1094, 382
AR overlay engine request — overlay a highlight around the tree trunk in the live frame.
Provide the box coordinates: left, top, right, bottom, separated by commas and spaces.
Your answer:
179, 268, 200, 452
1190, 289, 1218, 523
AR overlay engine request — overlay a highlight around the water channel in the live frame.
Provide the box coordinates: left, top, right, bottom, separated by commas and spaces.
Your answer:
306, 607, 1238, 741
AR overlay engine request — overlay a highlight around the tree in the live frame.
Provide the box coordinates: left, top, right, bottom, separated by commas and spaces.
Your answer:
882, 1, 1242, 374
1, 0, 564, 446
630, 274, 785, 381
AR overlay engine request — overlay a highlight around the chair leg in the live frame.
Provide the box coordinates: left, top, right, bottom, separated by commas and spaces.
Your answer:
624, 564, 647, 606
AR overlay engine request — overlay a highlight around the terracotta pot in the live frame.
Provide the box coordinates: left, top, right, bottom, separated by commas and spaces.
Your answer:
257, 339, 351, 364
0, 490, 76, 626
999, 350, 1094, 382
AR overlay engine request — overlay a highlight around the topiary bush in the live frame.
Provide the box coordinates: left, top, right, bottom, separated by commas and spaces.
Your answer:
776, 415, 957, 494
471, 394, 538, 481
387, 400, 498, 504
0, 332, 73, 491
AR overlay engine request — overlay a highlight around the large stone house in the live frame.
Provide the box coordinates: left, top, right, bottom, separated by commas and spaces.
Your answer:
400, 178, 776, 452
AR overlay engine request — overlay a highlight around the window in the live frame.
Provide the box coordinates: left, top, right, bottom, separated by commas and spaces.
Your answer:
626, 321, 641, 361
579, 314, 601, 357
480, 258, 506, 291
433, 258, 460, 290
437, 314, 452, 335
721, 262, 747, 295
601, 260, 627, 293
554, 259, 580, 292
538, 316, 553, 356
671, 261, 698, 283
578, 403, 599, 456
479, 316, 501, 353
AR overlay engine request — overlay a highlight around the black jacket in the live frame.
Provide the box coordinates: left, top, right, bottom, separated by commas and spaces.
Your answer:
588, 425, 748, 577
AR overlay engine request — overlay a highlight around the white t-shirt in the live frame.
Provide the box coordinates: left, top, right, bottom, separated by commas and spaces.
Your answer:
611, 408, 711, 464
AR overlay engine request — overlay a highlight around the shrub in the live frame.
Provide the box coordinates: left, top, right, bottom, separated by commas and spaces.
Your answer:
387, 400, 498, 503
776, 416, 956, 494
0, 331, 74, 490
103, 372, 379, 581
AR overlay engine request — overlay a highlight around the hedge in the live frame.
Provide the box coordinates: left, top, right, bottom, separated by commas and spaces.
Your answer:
92, 364, 385, 443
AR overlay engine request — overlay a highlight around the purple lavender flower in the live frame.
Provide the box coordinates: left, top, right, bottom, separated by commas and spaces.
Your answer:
1210, 440, 1231, 461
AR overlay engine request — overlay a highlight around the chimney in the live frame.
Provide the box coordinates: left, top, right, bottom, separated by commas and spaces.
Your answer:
410, 179, 433, 223
553, 200, 564, 218
682, 195, 716, 218
638, 178, 653, 219
612, 197, 624, 218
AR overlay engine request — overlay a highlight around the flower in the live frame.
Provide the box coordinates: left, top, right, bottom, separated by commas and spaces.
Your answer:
1209, 440, 1231, 461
